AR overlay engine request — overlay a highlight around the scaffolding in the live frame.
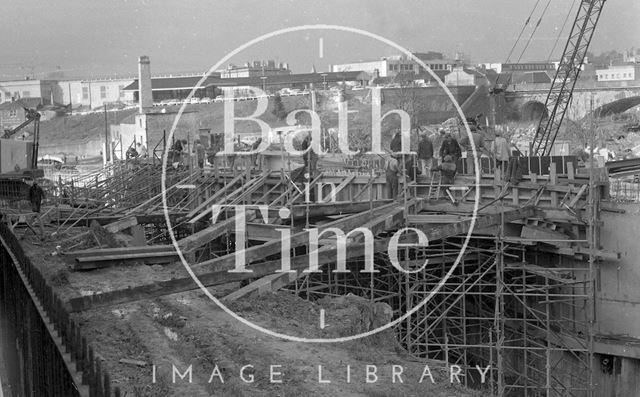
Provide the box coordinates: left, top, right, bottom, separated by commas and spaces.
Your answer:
2, 146, 602, 396
285, 169, 600, 397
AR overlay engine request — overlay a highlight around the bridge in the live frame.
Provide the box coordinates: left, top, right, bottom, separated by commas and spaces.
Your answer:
504, 82, 640, 121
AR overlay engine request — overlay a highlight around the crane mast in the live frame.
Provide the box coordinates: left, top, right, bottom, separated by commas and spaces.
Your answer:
2, 108, 41, 171
531, 0, 606, 156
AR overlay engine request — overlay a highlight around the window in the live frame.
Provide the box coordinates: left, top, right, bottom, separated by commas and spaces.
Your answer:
100, 86, 106, 99
9, 109, 17, 117
119, 85, 124, 98
82, 87, 89, 100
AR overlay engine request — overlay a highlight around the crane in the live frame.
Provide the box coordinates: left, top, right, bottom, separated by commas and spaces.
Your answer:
1, 107, 43, 178
531, 0, 606, 156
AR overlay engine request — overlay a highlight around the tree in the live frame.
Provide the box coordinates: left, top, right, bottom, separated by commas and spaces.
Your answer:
390, 72, 428, 135
271, 94, 287, 121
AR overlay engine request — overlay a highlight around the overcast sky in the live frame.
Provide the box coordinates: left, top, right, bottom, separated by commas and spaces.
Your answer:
1, 0, 638, 79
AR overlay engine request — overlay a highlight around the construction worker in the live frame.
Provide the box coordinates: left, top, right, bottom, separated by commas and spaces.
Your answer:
439, 133, 462, 164
301, 134, 318, 176
251, 137, 262, 167
432, 155, 457, 185
126, 145, 138, 159
137, 142, 148, 158
417, 133, 434, 176
431, 128, 446, 166
194, 139, 205, 169
385, 155, 400, 199
490, 131, 510, 178
389, 130, 402, 154
459, 126, 488, 175
28, 181, 45, 213
206, 148, 218, 167
169, 139, 186, 166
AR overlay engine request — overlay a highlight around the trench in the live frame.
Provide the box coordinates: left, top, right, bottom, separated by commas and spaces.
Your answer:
0, 222, 117, 397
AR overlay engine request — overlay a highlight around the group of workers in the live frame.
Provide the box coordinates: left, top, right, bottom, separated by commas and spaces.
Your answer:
122, 123, 515, 203
165, 138, 209, 169
384, 122, 514, 200
125, 138, 212, 170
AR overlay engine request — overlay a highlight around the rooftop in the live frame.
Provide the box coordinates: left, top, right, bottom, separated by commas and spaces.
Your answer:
122, 71, 370, 91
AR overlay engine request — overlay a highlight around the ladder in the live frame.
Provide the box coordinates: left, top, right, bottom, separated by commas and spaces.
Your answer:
427, 171, 442, 201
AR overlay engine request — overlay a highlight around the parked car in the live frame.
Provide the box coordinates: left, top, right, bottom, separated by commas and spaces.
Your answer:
38, 155, 64, 168
200, 97, 213, 104
214, 95, 225, 102
189, 97, 200, 104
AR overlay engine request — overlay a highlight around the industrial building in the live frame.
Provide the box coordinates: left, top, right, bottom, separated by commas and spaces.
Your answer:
332, 52, 455, 78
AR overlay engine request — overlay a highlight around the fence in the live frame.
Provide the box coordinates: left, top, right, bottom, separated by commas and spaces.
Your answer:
608, 178, 640, 202
0, 220, 120, 396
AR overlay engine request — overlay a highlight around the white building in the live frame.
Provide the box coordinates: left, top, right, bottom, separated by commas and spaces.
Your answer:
332, 53, 454, 78
479, 62, 557, 74
0, 77, 135, 109
444, 67, 488, 86
0, 79, 58, 104
59, 78, 136, 109
595, 65, 639, 82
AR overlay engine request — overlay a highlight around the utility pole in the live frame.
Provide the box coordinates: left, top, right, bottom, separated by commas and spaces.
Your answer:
68, 82, 73, 115
103, 104, 109, 162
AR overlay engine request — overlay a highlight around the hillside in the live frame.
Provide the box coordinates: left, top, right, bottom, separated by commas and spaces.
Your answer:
39, 108, 138, 146
37, 88, 474, 158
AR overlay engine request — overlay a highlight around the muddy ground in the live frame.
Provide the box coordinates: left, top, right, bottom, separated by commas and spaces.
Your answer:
20, 227, 487, 397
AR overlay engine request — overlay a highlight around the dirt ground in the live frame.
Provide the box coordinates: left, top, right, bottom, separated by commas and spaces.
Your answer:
20, 228, 488, 397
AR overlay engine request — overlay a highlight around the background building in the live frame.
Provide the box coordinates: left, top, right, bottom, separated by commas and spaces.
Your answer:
479, 62, 557, 74
220, 60, 291, 78
332, 52, 455, 78
0, 98, 46, 131
0, 79, 58, 104
60, 78, 135, 109
596, 64, 640, 82
122, 71, 369, 102
0, 77, 136, 111
444, 67, 489, 86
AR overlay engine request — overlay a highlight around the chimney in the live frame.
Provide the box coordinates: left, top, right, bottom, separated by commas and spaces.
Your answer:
138, 55, 153, 113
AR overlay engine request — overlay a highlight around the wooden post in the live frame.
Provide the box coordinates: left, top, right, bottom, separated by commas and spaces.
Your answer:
550, 164, 558, 207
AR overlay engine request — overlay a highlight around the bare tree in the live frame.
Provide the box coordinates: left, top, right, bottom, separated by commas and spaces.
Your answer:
390, 72, 428, 134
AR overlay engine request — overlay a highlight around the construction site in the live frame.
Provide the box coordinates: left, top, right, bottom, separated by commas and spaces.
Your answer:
2, 1, 640, 397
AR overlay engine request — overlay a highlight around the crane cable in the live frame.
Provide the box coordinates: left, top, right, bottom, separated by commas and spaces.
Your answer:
494, 0, 542, 86
546, 0, 577, 63
515, 0, 554, 64
504, 0, 542, 64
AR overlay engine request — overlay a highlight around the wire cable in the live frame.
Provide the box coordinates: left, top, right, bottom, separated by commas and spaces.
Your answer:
504, 0, 542, 64
546, 0, 577, 63
494, 0, 542, 86
516, 0, 554, 63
